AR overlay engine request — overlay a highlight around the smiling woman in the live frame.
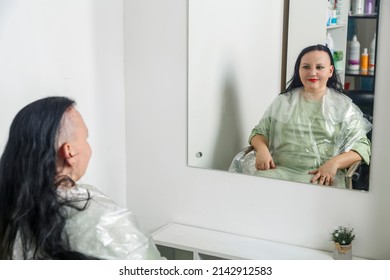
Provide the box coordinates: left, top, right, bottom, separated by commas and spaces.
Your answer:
242, 45, 372, 188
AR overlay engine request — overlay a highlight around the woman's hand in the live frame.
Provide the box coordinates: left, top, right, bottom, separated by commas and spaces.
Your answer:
255, 150, 276, 170
250, 135, 276, 170
309, 160, 338, 186
309, 151, 362, 186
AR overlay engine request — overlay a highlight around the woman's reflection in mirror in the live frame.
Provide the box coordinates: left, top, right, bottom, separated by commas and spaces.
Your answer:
247, 45, 371, 187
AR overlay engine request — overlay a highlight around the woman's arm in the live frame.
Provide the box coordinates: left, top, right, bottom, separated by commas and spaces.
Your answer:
250, 134, 276, 170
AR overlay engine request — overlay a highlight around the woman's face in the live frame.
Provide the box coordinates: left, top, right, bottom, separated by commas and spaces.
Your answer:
299, 50, 334, 94
69, 108, 92, 181
58, 107, 92, 182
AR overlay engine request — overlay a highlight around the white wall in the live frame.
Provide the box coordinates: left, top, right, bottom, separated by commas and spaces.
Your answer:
0, 0, 127, 206
125, 0, 390, 259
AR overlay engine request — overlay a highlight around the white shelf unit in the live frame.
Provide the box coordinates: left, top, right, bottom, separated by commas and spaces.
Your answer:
327, 22, 349, 83
152, 223, 336, 260
326, 23, 347, 30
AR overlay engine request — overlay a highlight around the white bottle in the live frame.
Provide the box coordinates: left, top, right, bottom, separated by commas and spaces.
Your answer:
326, 32, 334, 55
348, 35, 360, 71
352, 0, 365, 15
369, 33, 376, 72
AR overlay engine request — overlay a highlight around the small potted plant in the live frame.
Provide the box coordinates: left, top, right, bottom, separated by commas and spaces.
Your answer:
331, 226, 355, 260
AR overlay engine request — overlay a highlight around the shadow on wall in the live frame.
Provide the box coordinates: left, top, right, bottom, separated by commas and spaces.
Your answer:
211, 69, 244, 171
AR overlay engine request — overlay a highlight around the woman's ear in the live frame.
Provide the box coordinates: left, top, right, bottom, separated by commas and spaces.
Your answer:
329, 65, 334, 78
59, 143, 76, 166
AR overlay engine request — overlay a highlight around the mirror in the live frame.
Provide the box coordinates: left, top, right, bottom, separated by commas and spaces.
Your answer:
188, 0, 378, 191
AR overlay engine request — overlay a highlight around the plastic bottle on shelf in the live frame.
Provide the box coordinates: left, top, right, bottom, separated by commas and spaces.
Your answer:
365, 0, 375, 14
336, 0, 343, 23
347, 35, 360, 71
369, 33, 376, 72
360, 48, 369, 72
331, 9, 337, 25
352, 0, 365, 15
327, 1, 334, 26
326, 32, 334, 55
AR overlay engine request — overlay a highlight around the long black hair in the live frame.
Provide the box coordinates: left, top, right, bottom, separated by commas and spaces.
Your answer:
281, 44, 346, 94
0, 96, 95, 259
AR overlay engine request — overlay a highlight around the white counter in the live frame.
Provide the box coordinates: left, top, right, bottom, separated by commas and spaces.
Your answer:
152, 223, 336, 260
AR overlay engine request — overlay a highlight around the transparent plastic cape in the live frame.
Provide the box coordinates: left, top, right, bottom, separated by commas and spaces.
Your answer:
61, 184, 163, 260
12, 184, 164, 260
229, 88, 372, 187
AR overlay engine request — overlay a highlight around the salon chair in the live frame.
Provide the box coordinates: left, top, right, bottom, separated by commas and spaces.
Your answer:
229, 90, 374, 191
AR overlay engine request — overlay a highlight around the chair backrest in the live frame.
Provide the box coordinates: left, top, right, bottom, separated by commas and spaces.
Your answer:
344, 90, 374, 140
344, 90, 374, 120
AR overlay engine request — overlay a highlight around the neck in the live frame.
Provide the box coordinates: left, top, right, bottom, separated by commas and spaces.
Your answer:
302, 88, 326, 101
55, 174, 76, 190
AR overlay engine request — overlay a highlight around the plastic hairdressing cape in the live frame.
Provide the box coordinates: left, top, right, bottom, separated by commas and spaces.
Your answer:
13, 184, 163, 259
229, 87, 372, 187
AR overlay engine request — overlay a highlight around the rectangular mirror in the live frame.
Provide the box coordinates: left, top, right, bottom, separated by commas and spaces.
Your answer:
188, 0, 379, 191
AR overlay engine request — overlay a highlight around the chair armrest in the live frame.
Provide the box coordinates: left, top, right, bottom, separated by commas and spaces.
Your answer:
345, 161, 363, 189
228, 146, 255, 173
242, 145, 254, 155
